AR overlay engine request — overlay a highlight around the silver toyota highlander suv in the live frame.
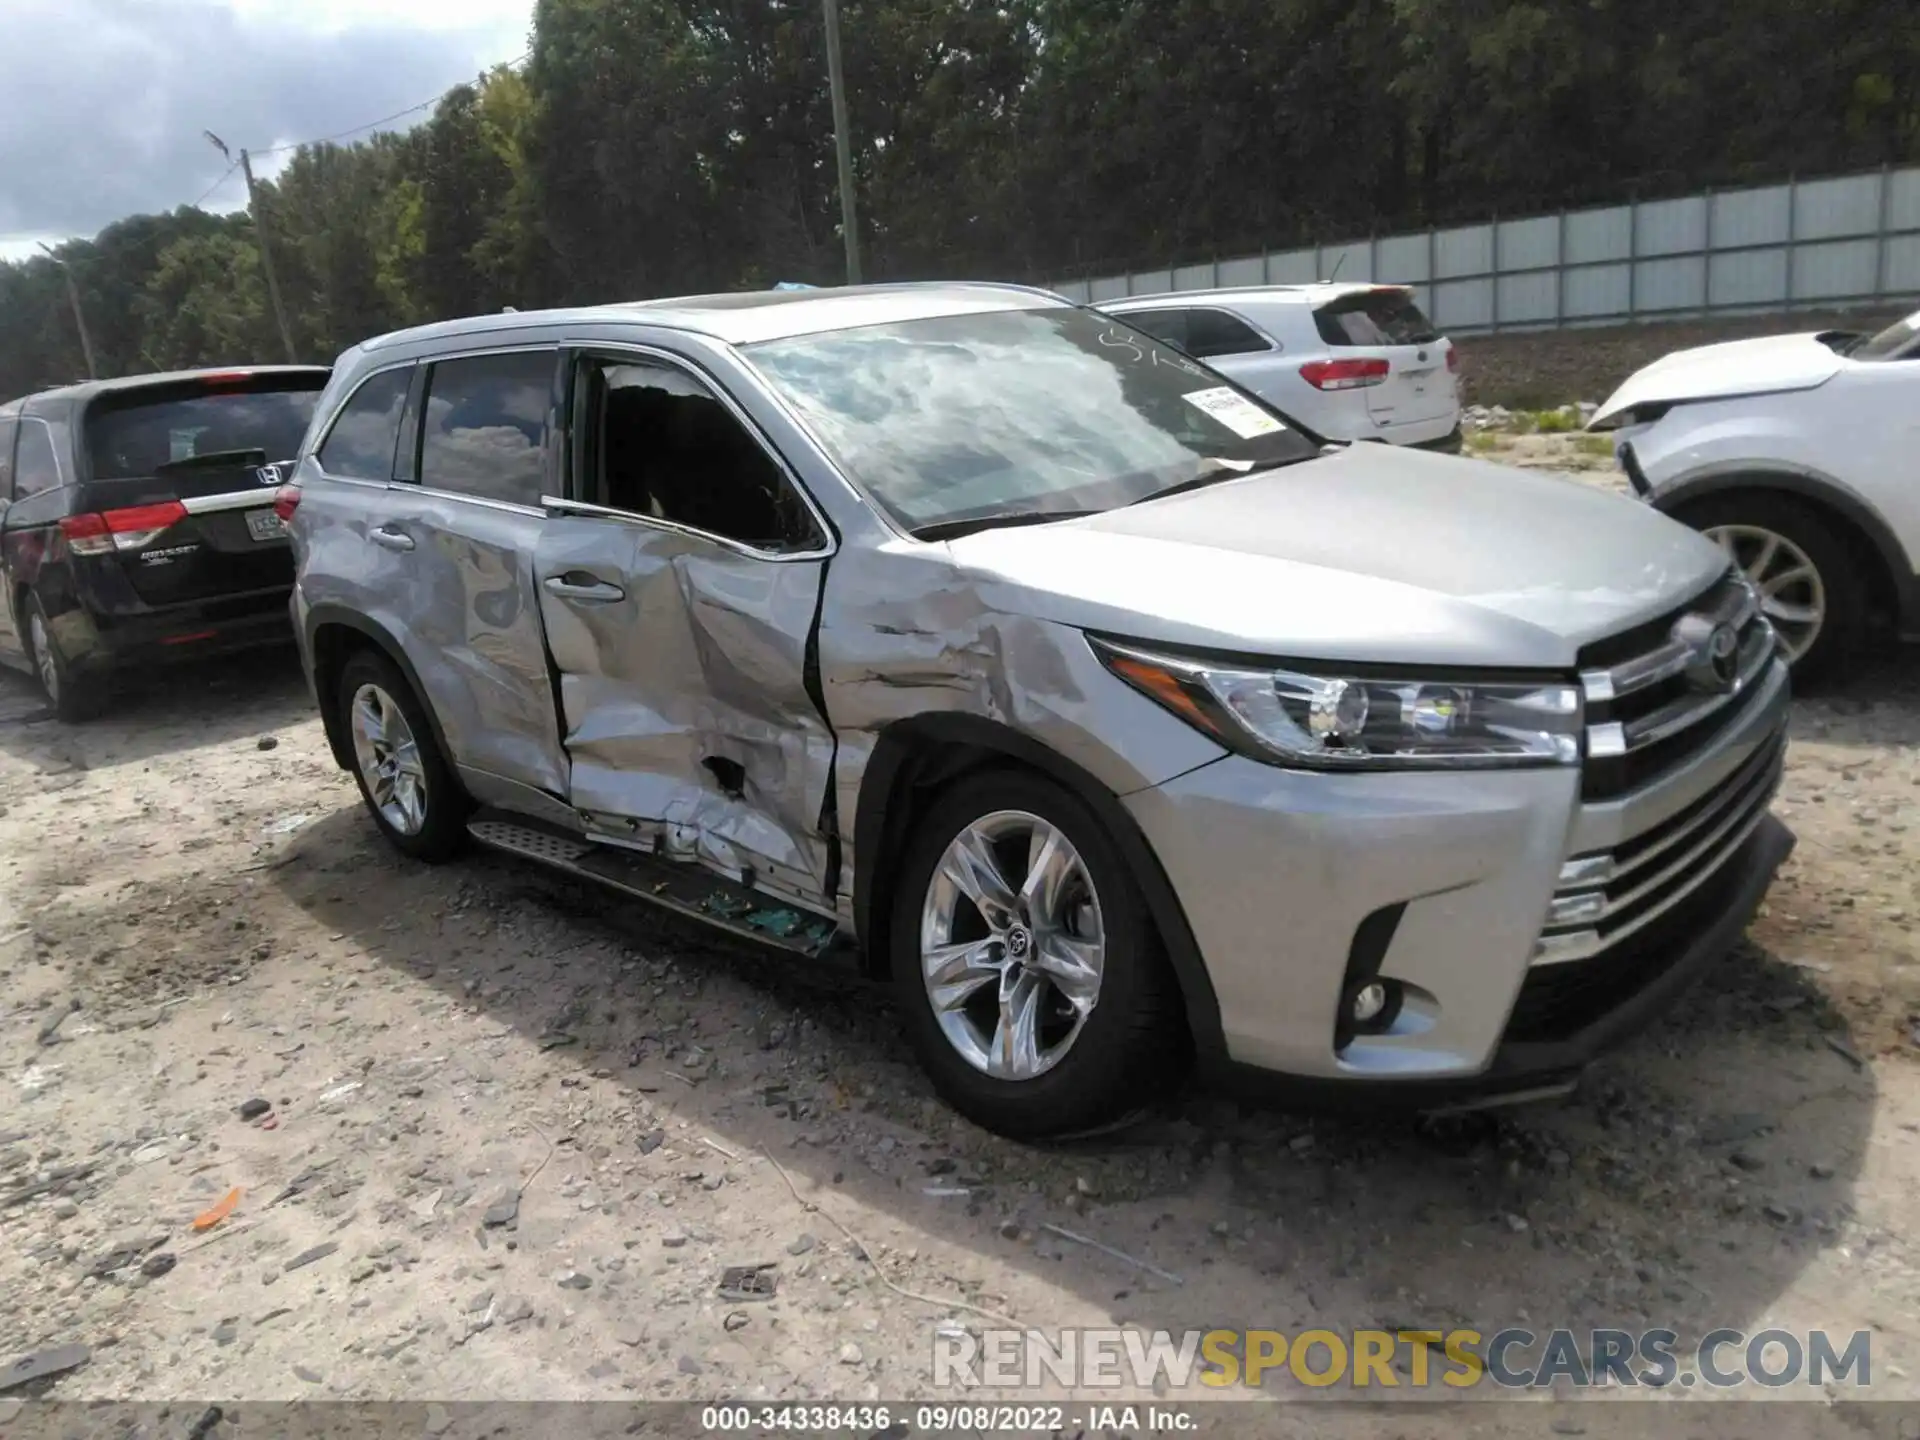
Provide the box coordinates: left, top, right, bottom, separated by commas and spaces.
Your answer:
282, 283, 1795, 1140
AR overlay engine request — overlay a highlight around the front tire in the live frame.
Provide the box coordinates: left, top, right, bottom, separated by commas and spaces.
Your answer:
889, 768, 1186, 1140
1668, 493, 1866, 688
337, 649, 469, 861
24, 594, 106, 722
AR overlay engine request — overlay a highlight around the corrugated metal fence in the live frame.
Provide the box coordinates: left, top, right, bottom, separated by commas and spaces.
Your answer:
1050, 165, 1920, 334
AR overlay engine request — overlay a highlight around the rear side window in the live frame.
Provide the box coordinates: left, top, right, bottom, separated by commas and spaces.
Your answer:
1314, 290, 1440, 347
318, 367, 412, 481
0, 418, 15, 498
14, 419, 62, 496
418, 350, 555, 507
84, 380, 322, 481
1121, 309, 1190, 351
1184, 308, 1270, 358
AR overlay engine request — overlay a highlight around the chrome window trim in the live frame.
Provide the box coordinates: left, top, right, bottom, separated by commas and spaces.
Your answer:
558, 339, 838, 563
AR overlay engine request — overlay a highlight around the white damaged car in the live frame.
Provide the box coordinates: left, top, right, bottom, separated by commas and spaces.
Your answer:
1590, 309, 1920, 683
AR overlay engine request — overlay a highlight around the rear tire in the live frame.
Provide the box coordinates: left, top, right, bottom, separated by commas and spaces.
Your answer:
337, 649, 469, 862
24, 594, 106, 723
889, 768, 1186, 1140
1667, 492, 1867, 689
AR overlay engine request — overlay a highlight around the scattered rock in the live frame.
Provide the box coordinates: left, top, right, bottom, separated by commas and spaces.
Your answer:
141, 1252, 177, 1279
662, 1230, 689, 1249
1729, 1150, 1765, 1172
555, 1269, 591, 1290
483, 1192, 519, 1228
677, 1354, 704, 1376
1810, 1162, 1837, 1180
292, 1364, 321, 1384
238, 1099, 271, 1121
839, 1342, 863, 1365
257, 736, 279, 751
212, 1319, 239, 1346
638, 1131, 665, 1155
786, 1233, 816, 1257
723, 1311, 750, 1332
284, 1242, 339, 1272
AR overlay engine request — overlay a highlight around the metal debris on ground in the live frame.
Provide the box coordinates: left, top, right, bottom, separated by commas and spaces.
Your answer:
1040, 1222, 1184, 1286
0, 1343, 91, 1392
717, 1264, 779, 1302
1825, 1035, 1867, 1070
744, 908, 806, 938
700, 892, 753, 919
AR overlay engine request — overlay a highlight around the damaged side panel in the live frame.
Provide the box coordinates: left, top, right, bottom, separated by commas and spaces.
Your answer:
816, 540, 1229, 895
535, 513, 834, 907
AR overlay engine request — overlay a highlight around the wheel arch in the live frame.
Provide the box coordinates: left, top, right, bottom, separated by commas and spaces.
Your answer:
1655, 463, 1919, 634
851, 712, 1227, 1071
305, 605, 457, 778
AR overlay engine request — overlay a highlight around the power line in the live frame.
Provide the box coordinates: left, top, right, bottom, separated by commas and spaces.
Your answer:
191, 160, 242, 209
249, 51, 532, 158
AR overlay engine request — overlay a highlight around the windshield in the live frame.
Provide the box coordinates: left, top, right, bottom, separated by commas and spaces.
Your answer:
1852, 310, 1920, 362
84, 379, 323, 481
742, 307, 1320, 533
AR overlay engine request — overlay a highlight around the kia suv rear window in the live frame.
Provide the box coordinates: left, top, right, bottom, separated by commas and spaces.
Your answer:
84, 377, 324, 481
1314, 289, 1440, 347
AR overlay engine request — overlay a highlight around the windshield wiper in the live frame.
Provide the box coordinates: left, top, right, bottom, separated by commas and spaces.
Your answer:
910, 509, 1100, 542
1127, 455, 1308, 507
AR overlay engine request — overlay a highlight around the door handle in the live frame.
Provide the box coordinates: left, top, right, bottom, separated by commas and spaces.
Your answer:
369, 527, 415, 552
543, 575, 625, 603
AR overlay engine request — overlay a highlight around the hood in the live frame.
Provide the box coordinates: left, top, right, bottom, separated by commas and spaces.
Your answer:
943, 445, 1727, 671
1590, 331, 1843, 428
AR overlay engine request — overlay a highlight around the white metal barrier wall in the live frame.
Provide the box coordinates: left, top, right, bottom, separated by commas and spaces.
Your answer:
1050, 166, 1920, 334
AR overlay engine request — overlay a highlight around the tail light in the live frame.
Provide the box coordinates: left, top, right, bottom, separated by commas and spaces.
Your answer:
1300, 358, 1390, 391
58, 500, 188, 556
273, 485, 302, 523
1446, 348, 1460, 374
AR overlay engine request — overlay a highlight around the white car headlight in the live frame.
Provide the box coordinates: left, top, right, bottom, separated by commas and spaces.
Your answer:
1093, 639, 1582, 770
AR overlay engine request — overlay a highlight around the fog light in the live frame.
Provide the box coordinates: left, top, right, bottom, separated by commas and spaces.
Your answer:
1350, 981, 1389, 1024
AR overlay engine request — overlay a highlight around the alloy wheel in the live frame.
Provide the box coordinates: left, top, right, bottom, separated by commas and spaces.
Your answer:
349, 683, 429, 836
1707, 523, 1826, 663
918, 809, 1105, 1080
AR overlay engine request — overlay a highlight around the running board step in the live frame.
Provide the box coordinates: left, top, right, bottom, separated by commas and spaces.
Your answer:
467, 815, 848, 960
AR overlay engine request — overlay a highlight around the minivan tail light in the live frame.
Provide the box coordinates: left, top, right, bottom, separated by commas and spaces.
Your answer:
1300, 358, 1391, 391
59, 500, 188, 555
1446, 347, 1460, 374
273, 485, 301, 523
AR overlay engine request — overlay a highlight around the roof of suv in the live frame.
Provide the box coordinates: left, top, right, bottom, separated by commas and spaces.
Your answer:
1102, 283, 1407, 311
356, 282, 1073, 355
1, 365, 332, 419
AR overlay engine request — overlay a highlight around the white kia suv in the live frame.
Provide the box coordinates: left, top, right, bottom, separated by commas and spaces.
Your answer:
1099, 284, 1462, 451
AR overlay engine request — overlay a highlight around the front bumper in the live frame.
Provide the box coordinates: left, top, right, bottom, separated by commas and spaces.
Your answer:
1124, 654, 1793, 1102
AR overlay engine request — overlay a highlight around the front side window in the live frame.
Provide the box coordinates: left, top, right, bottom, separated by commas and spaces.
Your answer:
576, 357, 820, 552
84, 379, 322, 481
418, 350, 555, 507
1184, 308, 1271, 358
14, 419, 63, 496
317, 367, 412, 481
744, 306, 1319, 536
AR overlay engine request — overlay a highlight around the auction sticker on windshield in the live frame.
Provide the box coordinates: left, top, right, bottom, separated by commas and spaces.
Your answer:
1182, 386, 1285, 439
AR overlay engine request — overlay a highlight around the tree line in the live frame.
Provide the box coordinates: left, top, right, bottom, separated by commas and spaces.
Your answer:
4, 0, 1916, 397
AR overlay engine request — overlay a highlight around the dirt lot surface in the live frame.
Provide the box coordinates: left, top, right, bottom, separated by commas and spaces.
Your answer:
4, 446, 1920, 1428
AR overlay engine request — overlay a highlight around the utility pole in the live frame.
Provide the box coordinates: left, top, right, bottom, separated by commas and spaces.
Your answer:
822, 0, 862, 284
205, 132, 297, 363
36, 243, 97, 380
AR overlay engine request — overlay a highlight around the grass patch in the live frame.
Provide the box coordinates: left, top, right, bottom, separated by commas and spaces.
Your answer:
1464, 430, 1504, 454
1572, 434, 1614, 458
1529, 408, 1582, 433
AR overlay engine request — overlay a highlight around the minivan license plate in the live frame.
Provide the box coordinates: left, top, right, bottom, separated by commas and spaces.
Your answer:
246, 509, 287, 542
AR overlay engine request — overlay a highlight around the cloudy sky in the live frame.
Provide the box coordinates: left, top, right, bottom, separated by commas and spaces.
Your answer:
0, 0, 534, 262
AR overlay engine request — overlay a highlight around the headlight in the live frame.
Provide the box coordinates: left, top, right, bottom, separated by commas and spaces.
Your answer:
1092, 639, 1582, 770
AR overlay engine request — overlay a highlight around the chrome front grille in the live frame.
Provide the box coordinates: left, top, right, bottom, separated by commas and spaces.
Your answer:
1579, 570, 1777, 801
1535, 726, 1785, 966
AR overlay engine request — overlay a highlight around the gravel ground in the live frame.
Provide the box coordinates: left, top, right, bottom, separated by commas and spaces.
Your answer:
3, 444, 1919, 1425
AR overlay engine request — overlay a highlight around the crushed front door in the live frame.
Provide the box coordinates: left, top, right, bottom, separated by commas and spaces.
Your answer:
533, 512, 835, 909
